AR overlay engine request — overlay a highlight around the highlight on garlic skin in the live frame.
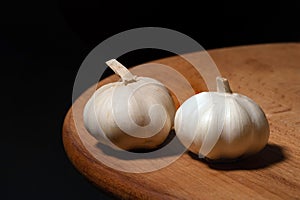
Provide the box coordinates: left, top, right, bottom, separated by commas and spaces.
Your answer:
174, 77, 270, 160
83, 59, 176, 150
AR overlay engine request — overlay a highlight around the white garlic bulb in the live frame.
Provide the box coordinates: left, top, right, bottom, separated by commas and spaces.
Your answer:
175, 77, 269, 160
83, 59, 175, 150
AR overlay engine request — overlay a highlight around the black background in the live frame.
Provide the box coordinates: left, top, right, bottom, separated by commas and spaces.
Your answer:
2, 0, 299, 199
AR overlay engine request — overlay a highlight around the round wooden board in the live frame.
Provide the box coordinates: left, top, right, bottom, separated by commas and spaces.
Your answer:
63, 43, 300, 199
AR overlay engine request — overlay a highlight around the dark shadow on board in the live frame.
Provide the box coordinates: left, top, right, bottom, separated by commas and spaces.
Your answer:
188, 143, 286, 170
95, 130, 187, 160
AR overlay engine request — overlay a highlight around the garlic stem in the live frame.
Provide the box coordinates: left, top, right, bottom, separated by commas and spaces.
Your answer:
216, 77, 232, 93
106, 59, 136, 82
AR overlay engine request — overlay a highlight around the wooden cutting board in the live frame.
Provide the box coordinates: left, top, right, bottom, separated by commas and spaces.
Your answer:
62, 43, 300, 199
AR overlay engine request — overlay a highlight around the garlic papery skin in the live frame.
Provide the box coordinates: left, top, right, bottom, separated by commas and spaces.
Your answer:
174, 77, 270, 160
83, 59, 176, 150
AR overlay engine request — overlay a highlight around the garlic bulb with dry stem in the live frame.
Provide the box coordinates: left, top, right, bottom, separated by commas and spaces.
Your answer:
83, 59, 176, 150
175, 77, 269, 160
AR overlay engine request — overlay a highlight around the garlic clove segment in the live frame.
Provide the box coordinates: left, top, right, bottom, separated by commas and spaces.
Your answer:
174, 77, 270, 160
83, 59, 176, 151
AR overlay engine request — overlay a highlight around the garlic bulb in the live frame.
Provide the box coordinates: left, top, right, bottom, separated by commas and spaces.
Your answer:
83, 59, 176, 150
175, 77, 269, 160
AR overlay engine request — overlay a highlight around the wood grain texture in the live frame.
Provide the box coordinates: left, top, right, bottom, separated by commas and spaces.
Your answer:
62, 43, 300, 199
